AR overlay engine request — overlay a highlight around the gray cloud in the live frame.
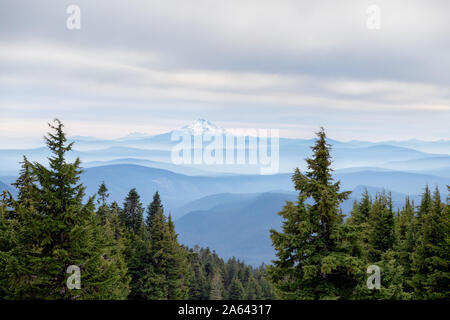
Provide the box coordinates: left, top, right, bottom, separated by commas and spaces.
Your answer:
0, 0, 449, 145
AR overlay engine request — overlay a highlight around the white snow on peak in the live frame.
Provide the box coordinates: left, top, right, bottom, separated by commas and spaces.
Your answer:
181, 119, 227, 135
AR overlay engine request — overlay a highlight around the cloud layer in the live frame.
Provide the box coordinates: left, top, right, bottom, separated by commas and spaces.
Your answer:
0, 0, 449, 147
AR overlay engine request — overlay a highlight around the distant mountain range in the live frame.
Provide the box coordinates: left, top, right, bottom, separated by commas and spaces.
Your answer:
1, 119, 449, 176
0, 119, 448, 266
175, 186, 423, 266
80, 164, 449, 217
176, 192, 291, 266
2, 162, 439, 266
1, 163, 448, 216
79, 164, 293, 213
64, 119, 450, 155
4, 162, 446, 216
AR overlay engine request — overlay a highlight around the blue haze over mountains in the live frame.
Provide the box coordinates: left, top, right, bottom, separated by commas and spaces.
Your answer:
0, 119, 449, 265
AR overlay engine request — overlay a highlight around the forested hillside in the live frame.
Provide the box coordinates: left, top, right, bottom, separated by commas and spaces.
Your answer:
0, 120, 273, 300
269, 128, 449, 299
0, 121, 448, 300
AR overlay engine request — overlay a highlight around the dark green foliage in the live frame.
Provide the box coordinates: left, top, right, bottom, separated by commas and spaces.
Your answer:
394, 197, 416, 280
185, 246, 275, 300
93, 184, 130, 298
1, 121, 448, 300
229, 276, 244, 300
118, 188, 152, 299
121, 188, 145, 234
146, 191, 162, 228
268, 128, 364, 299
410, 186, 449, 299
11, 156, 38, 207
97, 181, 109, 206
119, 189, 160, 300
123, 229, 157, 299
209, 271, 224, 300
367, 192, 395, 262
147, 200, 189, 299
268, 128, 450, 300
0, 193, 21, 298
347, 189, 371, 226
0, 120, 129, 299
116, 190, 191, 300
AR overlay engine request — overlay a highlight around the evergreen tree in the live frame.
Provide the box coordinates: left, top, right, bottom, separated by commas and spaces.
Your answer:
11, 156, 38, 208
6, 121, 449, 301
124, 230, 159, 300
96, 182, 110, 224
121, 188, 145, 234
254, 264, 275, 299
184, 246, 274, 300
146, 191, 163, 228
367, 192, 395, 262
93, 183, 130, 298
0, 193, 21, 298
97, 181, 109, 206
117, 189, 157, 300
167, 214, 190, 299
210, 271, 224, 300
244, 275, 261, 299
394, 197, 416, 282
224, 257, 239, 293
345, 190, 374, 262
417, 186, 432, 223
268, 128, 363, 299
228, 276, 245, 300
148, 204, 189, 299
187, 251, 209, 299
352, 249, 411, 300
3, 119, 129, 299
348, 189, 371, 226
410, 186, 449, 299
348, 190, 409, 300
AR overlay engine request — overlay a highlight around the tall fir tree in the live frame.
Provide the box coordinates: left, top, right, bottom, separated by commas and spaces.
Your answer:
146, 191, 163, 228
118, 189, 157, 299
97, 181, 109, 206
367, 192, 395, 262
0, 192, 21, 298
167, 215, 190, 299
394, 197, 416, 283
121, 188, 145, 234
124, 229, 159, 299
3, 119, 129, 299
209, 271, 224, 300
187, 248, 210, 300
244, 275, 261, 299
96, 182, 110, 224
228, 276, 245, 300
148, 204, 189, 299
11, 156, 38, 209
410, 186, 449, 299
93, 183, 130, 298
268, 128, 364, 299
348, 189, 371, 226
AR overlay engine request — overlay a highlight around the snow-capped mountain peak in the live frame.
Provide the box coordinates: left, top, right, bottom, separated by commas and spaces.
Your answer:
181, 119, 226, 135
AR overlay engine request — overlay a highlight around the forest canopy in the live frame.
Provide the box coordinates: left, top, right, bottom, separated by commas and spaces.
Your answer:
0, 121, 448, 300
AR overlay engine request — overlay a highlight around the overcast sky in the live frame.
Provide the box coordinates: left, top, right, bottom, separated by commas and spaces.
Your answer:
0, 0, 449, 147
